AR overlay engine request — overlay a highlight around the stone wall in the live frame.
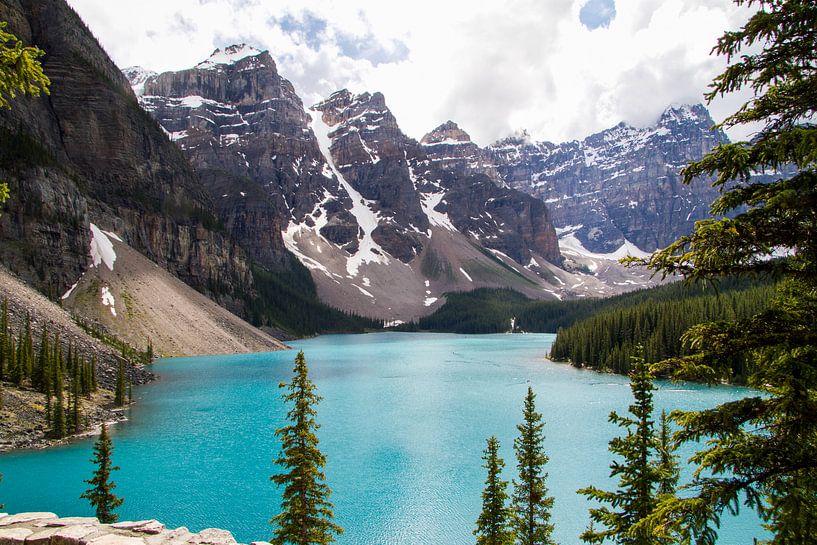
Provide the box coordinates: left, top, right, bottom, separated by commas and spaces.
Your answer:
0, 513, 267, 545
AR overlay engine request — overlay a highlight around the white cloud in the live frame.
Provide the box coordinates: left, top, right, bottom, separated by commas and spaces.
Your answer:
67, 0, 758, 145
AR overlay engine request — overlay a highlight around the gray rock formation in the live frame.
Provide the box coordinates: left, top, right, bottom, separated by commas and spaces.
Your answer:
420, 121, 499, 181
311, 89, 561, 266
491, 104, 729, 253
0, 0, 252, 305
137, 44, 345, 272
421, 105, 732, 254
126, 54, 564, 317
0, 512, 262, 545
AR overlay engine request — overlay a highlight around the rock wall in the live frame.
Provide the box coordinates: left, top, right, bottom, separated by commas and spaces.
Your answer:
0, 513, 266, 545
0, 0, 252, 304
138, 45, 345, 272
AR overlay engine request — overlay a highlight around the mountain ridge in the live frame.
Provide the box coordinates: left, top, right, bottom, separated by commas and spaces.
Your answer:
127, 51, 617, 320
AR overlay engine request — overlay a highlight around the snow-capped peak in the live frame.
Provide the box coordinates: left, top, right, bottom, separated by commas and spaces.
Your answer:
122, 66, 156, 96
659, 103, 708, 125
196, 44, 265, 69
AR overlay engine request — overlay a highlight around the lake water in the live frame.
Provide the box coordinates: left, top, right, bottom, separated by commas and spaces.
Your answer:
1, 333, 763, 544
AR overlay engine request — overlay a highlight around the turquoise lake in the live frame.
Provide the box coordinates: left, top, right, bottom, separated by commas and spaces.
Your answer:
1, 333, 763, 544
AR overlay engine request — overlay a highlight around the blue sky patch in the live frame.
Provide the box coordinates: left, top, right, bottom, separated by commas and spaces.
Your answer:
336, 32, 409, 65
274, 11, 327, 50
579, 0, 616, 30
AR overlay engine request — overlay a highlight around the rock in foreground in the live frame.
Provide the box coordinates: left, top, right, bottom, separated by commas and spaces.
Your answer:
0, 513, 265, 545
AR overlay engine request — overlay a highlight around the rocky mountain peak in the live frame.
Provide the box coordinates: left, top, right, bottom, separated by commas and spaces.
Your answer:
657, 103, 714, 130
487, 102, 730, 254
490, 129, 533, 149
195, 44, 270, 70
421, 121, 472, 145
122, 66, 156, 96
313, 89, 392, 130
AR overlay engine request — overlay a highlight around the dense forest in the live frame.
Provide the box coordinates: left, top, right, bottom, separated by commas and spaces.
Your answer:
408, 278, 769, 330
548, 280, 775, 378
245, 261, 382, 337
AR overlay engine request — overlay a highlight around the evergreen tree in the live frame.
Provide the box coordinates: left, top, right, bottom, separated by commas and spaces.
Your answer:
90, 355, 98, 392
270, 351, 342, 545
11, 333, 23, 385
52, 361, 66, 439
71, 362, 81, 433
578, 355, 670, 545
33, 325, 49, 392
80, 423, 123, 523
0, 22, 50, 109
475, 436, 515, 545
0, 298, 7, 380
21, 313, 33, 381
512, 387, 556, 545
655, 411, 678, 498
114, 361, 126, 407
0, 20, 49, 209
626, 1, 817, 542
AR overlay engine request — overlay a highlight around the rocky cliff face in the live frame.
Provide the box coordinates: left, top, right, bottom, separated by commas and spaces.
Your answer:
492, 104, 729, 253
128, 50, 567, 319
420, 121, 500, 181
0, 0, 252, 305
421, 105, 731, 254
136, 44, 346, 272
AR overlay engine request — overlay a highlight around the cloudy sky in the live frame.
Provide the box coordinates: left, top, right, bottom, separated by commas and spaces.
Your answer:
66, 0, 757, 145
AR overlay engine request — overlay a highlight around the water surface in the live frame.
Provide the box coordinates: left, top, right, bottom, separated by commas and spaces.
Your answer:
1, 333, 762, 544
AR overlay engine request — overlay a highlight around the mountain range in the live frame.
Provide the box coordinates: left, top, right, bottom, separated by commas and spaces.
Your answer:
0, 0, 736, 336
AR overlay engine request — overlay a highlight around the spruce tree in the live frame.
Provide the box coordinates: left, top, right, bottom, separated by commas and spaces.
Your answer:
655, 411, 678, 498
578, 355, 670, 545
21, 313, 33, 381
512, 387, 556, 545
33, 325, 49, 392
626, 1, 817, 542
71, 363, 81, 433
475, 436, 515, 545
90, 355, 98, 392
52, 361, 66, 439
80, 423, 123, 523
114, 361, 126, 407
0, 299, 7, 381
270, 351, 342, 545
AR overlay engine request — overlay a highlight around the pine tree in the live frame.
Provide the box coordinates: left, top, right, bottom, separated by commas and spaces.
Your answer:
270, 351, 342, 545
114, 361, 126, 407
71, 362, 81, 433
475, 436, 515, 545
512, 387, 556, 545
578, 355, 669, 545
655, 411, 678, 498
33, 325, 49, 392
626, 1, 817, 542
80, 423, 123, 523
21, 313, 33, 381
11, 334, 22, 385
52, 361, 66, 439
0, 298, 7, 380
90, 355, 98, 392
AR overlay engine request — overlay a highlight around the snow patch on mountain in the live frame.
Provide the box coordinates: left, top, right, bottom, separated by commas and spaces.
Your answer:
100, 286, 116, 317
420, 192, 457, 233
559, 232, 652, 260
196, 44, 264, 69
122, 66, 156, 96
89, 223, 117, 271
310, 109, 390, 277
